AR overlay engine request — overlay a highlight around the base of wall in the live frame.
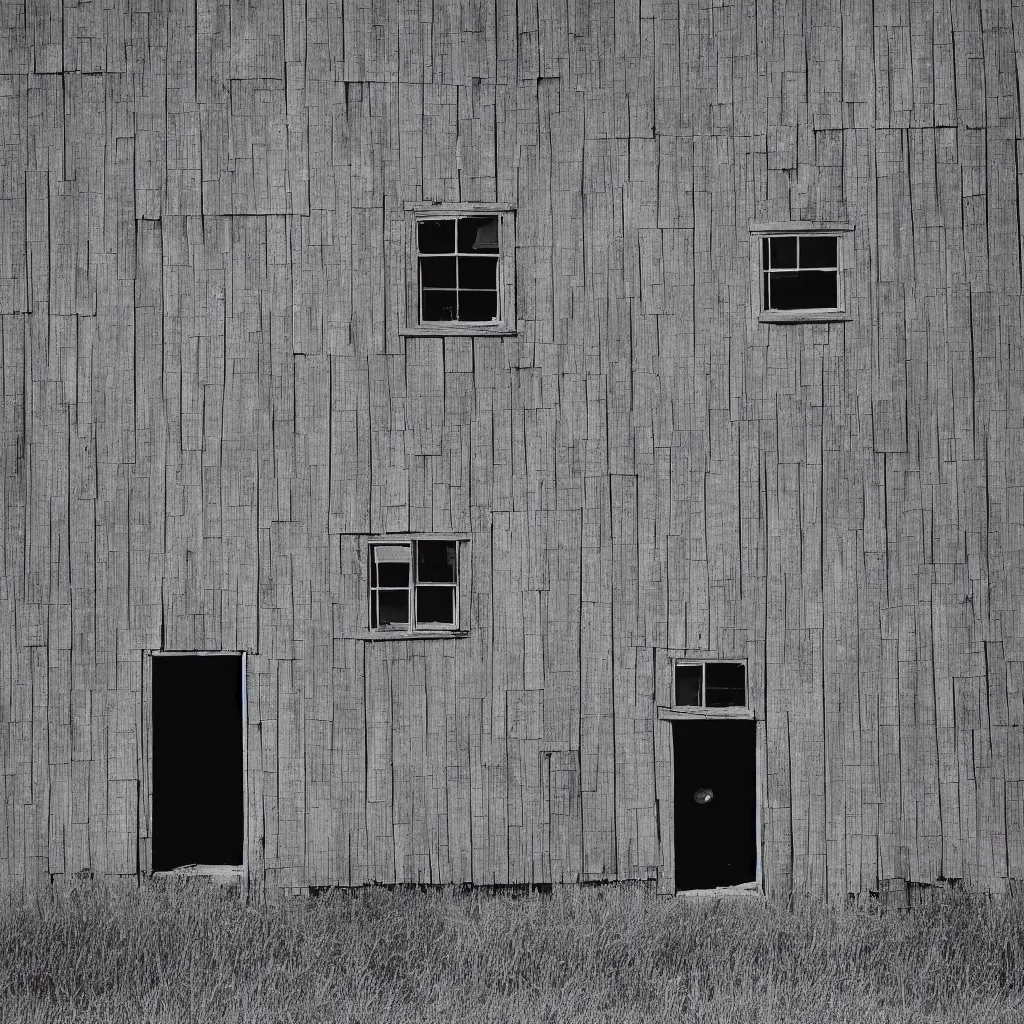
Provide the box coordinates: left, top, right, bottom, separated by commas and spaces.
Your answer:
673, 880, 762, 900
151, 864, 242, 886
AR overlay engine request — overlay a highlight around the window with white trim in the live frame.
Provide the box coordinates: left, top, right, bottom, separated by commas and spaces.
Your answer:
750, 223, 853, 323
402, 206, 516, 335
761, 235, 839, 311
368, 539, 460, 631
674, 661, 746, 708
418, 216, 500, 324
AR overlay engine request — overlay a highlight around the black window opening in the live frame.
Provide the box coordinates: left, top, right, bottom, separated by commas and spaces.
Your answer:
369, 539, 460, 631
152, 655, 243, 872
674, 661, 746, 708
418, 217, 500, 324
761, 235, 839, 311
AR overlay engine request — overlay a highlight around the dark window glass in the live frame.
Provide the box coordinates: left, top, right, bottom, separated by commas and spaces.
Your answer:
421, 256, 456, 289
767, 271, 802, 309
418, 541, 457, 583
675, 664, 702, 706
799, 235, 837, 268
418, 220, 455, 254
416, 586, 455, 626
769, 270, 837, 310
703, 663, 746, 707
799, 270, 837, 307
422, 290, 458, 321
458, 290, 498, 322
458, 256, 498, 290
458, 216, 499, 253
761, 237, 769, 268
768, 236, 797, 269
376, 562, 409, 588
377, 590, 410, 627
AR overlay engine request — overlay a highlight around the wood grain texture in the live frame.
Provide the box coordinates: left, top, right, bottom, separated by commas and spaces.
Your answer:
0, 0, 1022, 900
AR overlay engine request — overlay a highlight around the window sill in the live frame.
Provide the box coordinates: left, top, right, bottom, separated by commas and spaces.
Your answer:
356, 630, 469, 641
657, 706, 754, 721
675, 881, 762, 899
152, 865, 242, 884
400, 324, 518, 337
758, 310, 852, 324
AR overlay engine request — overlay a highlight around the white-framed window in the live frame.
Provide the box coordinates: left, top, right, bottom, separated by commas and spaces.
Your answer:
749, 223, 853, 323
674, 661, 746, 708
368, 538, 461, 632
762, 235, 839, 310
402, 204, 516, 335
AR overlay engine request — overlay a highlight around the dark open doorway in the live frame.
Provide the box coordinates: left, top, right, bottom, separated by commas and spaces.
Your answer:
152, 654, 243, 872
673, 720, 756, 890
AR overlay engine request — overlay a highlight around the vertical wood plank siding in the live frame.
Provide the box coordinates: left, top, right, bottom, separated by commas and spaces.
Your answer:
1, 0, 1022, 899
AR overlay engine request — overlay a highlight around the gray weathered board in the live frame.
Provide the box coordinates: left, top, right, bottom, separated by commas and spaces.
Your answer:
0, 0, 1022, 902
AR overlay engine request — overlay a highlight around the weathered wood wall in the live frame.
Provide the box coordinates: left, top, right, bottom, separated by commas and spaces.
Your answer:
1, 0, 1023, 899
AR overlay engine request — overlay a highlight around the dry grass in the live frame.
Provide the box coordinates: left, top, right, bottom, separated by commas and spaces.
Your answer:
0, 880, 1021, 1023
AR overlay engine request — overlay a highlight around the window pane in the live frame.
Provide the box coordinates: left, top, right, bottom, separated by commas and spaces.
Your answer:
372, 544, 410, 587
763, 272, 771, 309
766, 271, 799, 309
422, 289, 458, 321
417, 540, 457, 583
767, 269, 837, 310
768, 236, 797, 269
675, 664, 702, 706
457, 290, 498, 322
418, 220, 455, 254
376, 563, 409, 587
457, 216, 499, 253
799, 235, 837, 269
416, 585, 455, 626
458, 255, 498, 290
420, 256, 456, 289
378, 589, 410, 627
703, 662, 746, 707
761, 237, 769, 268
801, 269, 838, 307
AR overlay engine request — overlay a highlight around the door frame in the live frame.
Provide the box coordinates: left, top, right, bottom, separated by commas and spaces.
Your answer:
143, 650, 247, 881
653, 650, 763, 895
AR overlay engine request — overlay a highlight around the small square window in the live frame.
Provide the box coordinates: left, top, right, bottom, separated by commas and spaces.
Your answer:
761, 235, 839, 311
403, 206, 516, 335
674, 662, 746, 708
368, 539, 461, 632
750, 223, 853, 323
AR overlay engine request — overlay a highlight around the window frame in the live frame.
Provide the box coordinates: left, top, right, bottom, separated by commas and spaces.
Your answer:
659, 659, 752, 721
366, 535, 468, 637
749, 222, 854, 323
402, 203, 517, 336
673, 660, 747, 708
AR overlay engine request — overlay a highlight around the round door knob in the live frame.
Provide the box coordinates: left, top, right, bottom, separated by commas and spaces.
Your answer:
693, 787, 714, 805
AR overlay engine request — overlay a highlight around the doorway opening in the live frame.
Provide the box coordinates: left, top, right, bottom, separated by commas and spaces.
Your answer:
673, 719, 756, 891
152, 654, 243, 872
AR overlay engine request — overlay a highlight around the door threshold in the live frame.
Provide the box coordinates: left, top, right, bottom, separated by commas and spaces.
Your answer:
674, 881, 761, 899
153, 864, 243, 884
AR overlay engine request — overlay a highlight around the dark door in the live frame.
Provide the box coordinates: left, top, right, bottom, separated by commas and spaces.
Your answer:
673, 720, 756, 890
152, 655, 243, 871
